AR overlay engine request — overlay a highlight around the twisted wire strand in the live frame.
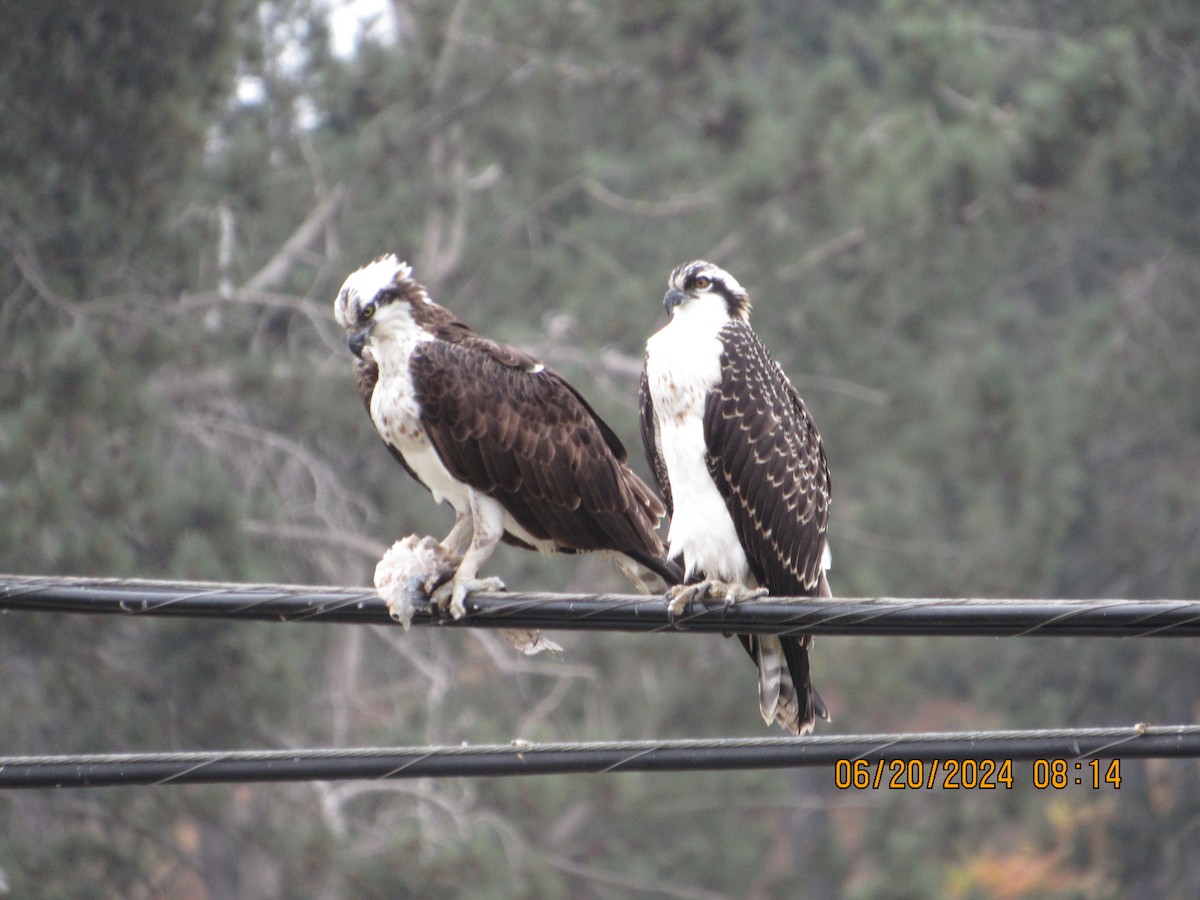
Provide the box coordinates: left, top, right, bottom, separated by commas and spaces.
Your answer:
3, 573, 1200, 637
1, 726, 1195, 789
5, 575, 1200, 788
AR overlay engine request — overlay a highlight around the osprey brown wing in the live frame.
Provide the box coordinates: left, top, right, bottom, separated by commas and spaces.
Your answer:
408, 339, 675, 580
702, 319, 830, 597
638, 365, 673, 517
352, 348, 378, 411
702, 318, 832, 728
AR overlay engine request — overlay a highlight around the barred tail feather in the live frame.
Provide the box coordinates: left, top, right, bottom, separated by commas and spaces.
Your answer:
744, 634, 829, 735
753, 635, 795, 728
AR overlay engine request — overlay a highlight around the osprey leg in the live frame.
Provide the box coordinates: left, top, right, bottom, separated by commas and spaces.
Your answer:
440, 511, 473, 556
431, 489, 506, 619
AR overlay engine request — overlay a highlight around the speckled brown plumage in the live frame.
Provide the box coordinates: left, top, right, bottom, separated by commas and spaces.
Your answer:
640, 260, 831, 734
704, 319, 830, 732
408, 337, 673, 575
704, 320, 830, 598
342, 258, 678, 583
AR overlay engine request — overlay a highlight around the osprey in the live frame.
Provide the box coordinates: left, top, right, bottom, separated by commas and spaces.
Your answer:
640, 260, 832, 735
334, 255, 678, 618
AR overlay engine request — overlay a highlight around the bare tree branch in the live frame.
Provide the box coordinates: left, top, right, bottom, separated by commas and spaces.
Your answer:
777, 226, 868, 280
242, 187, 347, 294
536, 851, 733, 900
448, 175, 585, 307
582, 177, 719, 218
177, 290, 344, 355
431, 0, 475, 102
798, 373, 890, 406
240, 520, 388, 558
0, 219, 76, 316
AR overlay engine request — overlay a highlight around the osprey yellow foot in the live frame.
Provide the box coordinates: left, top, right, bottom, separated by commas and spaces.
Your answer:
431, 575, 506, 620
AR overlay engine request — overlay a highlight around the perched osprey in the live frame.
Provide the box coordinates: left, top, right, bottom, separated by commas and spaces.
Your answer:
640, 260, 832, 735
334, 255, 679, 618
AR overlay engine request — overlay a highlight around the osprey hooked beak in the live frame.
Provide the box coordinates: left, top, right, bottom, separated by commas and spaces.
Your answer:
347, 325, 371, 359
663, 287, 687, 315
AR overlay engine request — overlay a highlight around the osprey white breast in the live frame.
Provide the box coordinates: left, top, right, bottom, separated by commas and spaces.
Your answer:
367, 306, 467, 510
645, 293, 752, 583
369, 315, 551, 552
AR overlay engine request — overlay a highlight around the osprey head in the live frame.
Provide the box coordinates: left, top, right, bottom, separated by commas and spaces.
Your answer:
333, 254, 429, 357
663, 260, 751, 321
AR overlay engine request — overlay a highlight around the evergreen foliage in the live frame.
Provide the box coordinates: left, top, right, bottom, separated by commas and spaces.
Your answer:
1, 0, 1198, 894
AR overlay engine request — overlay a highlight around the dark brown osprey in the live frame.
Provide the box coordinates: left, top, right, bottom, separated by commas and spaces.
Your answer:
640, 260, 832, 735
334, 255, 678, 618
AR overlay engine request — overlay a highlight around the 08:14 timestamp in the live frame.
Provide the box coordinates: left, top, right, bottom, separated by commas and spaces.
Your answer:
833, 758, 1121, 790
1034, 758, 1121, 789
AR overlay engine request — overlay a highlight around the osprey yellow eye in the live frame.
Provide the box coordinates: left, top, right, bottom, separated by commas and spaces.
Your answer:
362, 305, 375, 319
694, 276, 711, 289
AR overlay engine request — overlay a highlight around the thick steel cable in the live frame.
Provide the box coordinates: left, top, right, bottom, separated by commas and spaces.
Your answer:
0, 726, 1193, 789
2, 573, 1199, 637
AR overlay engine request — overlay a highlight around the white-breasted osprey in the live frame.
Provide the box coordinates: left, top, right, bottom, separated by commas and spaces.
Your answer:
640, 260, 832, 735
334, 255, 680, 618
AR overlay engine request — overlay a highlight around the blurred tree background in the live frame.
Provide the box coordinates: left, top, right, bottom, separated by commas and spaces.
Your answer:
2, 0, 1199, 895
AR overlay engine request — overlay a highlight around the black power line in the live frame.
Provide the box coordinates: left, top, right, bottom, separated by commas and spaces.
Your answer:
2, 573, 1199, 637
1, 726, 1194, 790
5, 574, 1200, 789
